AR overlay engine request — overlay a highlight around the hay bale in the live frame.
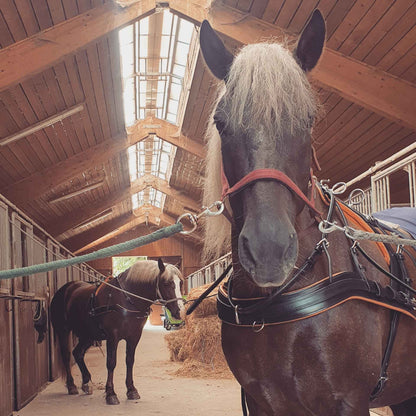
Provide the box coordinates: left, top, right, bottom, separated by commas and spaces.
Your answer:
165, 284, 233, 379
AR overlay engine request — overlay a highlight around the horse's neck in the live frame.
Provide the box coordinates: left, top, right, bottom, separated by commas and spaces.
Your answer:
119, 276, 158, 308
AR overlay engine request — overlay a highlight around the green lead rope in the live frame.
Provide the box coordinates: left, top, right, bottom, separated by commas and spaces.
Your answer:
0, 223, 183, 280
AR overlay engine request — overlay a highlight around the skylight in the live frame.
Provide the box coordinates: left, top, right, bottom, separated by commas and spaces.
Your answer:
119, 9, 194, 214
119, 10, 194, 126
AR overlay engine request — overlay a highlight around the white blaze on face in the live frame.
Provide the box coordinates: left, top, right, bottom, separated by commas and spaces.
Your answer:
173, 275, 184, 311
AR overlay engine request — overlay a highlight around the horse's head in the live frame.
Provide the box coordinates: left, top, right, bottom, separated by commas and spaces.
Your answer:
157, 258, 184, 320
201, 11, 325, 287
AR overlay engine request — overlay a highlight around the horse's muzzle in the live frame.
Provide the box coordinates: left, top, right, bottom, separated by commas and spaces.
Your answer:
238, 220, 298, 287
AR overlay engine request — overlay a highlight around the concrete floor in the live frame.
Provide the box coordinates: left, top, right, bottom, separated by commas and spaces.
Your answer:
14, 322, 391, 416
14, 323, 241, 416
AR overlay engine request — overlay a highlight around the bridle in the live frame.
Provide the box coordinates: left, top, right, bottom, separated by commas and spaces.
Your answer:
221, 165, 322, 217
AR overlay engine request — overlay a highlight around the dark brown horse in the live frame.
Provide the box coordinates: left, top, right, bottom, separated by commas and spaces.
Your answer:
50, 258, 183, 405
200, 11, 416, 416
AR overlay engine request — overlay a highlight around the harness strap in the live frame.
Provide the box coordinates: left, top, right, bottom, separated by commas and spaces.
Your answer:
217, 272, 416, 327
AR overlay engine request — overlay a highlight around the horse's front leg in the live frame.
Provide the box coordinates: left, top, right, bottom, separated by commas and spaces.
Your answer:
105, 336, 120, 405
73, 338, 93, 394
125, 336, 141, 400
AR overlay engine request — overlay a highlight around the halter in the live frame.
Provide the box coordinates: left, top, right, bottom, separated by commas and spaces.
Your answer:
221, 165, 322, 217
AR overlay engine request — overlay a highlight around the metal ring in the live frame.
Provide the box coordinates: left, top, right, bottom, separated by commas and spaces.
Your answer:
347, 188, 366, 206
177, 213, 198, 235
331, 182, 347, 195
252, 321, 265, 333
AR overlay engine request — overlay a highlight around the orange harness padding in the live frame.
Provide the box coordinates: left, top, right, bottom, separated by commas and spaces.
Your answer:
95, 275, 113, 296
317, 187, 391, 265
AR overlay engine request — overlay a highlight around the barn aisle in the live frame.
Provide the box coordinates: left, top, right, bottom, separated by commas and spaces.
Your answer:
15, 323, 241, 416
13, 322, 393, 416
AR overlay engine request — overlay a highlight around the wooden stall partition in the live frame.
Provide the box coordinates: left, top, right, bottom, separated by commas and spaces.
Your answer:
11, 213, 39, 410
32, 236, 50, 392
46, 239, 61, 381
0, 201, 13, 416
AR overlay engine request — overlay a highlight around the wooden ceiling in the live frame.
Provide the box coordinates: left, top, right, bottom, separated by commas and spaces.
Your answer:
0, 0, 415, 254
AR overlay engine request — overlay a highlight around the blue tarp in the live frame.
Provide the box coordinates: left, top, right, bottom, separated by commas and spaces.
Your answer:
373, 207, 416, 239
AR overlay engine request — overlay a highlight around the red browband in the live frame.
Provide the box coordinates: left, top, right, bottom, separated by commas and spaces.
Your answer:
221, 166, 322, 216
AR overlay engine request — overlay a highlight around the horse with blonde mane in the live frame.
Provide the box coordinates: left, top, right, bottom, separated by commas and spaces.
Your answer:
201, 10, 416, 416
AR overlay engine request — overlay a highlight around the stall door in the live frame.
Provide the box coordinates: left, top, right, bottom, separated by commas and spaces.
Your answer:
0, 201, 13, 416
11, 213, 39, 410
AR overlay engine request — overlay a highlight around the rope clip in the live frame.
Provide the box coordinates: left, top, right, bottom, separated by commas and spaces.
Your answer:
177, 201, 225, 235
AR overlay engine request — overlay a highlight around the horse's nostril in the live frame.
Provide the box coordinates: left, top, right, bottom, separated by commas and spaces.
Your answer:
240, 234, 256, 268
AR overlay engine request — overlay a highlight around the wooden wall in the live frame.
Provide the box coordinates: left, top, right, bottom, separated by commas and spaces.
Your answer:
0, 195, 104, 415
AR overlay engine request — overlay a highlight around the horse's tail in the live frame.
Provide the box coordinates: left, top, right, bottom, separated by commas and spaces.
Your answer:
50, 282, 74, 379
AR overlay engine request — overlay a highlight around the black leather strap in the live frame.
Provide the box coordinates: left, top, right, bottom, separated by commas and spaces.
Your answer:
217, 272, 416, 326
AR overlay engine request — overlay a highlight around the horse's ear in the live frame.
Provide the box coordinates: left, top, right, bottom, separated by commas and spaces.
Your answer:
200, 20, 234, 80
158, 258, 165, 273
294, 9, 326, 72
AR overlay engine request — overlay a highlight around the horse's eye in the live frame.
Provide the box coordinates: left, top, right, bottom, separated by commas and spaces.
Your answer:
213, 115, 226, 134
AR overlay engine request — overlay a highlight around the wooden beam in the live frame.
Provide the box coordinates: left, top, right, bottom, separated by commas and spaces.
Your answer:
61, 213, 136, 251
131, 173, 200, 211
169, 1, 416, 131
127, 116, 205, 158
50, 186, 131, 238
0, 1, 156, 92
49, 173, 198, 237
0, 103, 85, 146
49, 179, 105, 204
0, 133, 132, 208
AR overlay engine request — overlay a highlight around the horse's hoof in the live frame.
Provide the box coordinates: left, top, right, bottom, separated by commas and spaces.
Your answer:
106, 394, 120, 405
67, 385, 79, 395
82, 384, 93, 395
127, 389, 140, 400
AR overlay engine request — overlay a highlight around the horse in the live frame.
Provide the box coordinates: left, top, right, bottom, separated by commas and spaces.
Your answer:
50, 258, 184, 405
200, 11, 416, 416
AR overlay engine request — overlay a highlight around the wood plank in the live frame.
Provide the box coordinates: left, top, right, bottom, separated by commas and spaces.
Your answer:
249, 0, 268, 18
0, 0, 28, 41
261, 0, 285, 23
274, 0, 302, 28
85, 43, 112, 140
97, 37, 119, 137
336, 0, 392, 57
379, 26, 416, 75
169, 1, 416, 130
326, 0, 376, 51
0, 0, 156, 92
76, 50, 104, 143
14, 0, 40, 36
363, 5, 416, 66
0, 132, 128, 208
62, 212, 137, 250
49, 186, 130, 237
324, 0, 356, 40
46, 0, 66, 25
52, 62, 90, 150
351, 0, 413, 61
286, 0, 320, 33
0, 12, 15, 47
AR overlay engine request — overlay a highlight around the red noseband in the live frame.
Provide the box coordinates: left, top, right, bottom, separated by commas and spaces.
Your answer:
221, 167, 322, 216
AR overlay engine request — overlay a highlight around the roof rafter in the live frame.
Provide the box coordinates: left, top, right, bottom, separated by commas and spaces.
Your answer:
127, 116, 205, 158
1, 116, 201, 208
169, 0, 416, 130
0, 1, 156, 93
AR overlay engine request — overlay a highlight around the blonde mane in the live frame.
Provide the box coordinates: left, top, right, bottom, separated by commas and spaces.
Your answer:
202, 41, 318, 262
